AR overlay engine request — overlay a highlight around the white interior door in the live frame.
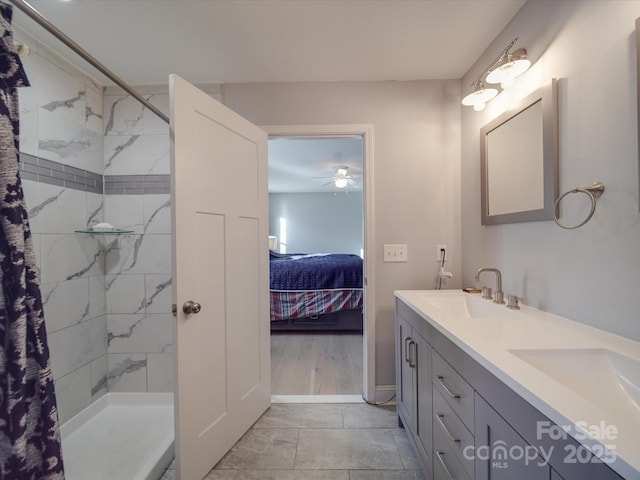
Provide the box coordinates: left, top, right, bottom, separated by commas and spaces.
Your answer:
170, 74, 270, 480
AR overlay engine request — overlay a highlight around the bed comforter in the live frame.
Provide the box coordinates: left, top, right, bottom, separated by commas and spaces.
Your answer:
269, 251, 363, 290
269, 251, 363, 322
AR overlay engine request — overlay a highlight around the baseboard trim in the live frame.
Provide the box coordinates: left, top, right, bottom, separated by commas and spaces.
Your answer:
271, 394, 364, 404
270, 385, 396, 405
374, 384, 396, 405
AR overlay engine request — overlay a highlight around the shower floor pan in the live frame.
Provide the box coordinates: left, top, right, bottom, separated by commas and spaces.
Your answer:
60, 392, 174, 480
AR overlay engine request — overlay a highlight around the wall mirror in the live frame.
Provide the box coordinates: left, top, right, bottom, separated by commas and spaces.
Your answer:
480, 78, 558, 225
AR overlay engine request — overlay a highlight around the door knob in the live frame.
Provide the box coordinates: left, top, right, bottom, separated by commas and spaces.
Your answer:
182, 300, 201, 314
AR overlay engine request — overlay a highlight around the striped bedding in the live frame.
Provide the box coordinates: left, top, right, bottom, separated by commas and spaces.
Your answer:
270, 288, 363, 322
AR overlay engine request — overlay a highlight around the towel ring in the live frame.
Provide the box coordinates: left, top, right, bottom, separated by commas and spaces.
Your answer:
553, 181, 605, 229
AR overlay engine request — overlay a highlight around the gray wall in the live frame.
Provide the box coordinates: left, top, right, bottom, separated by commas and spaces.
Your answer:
269, 192, 363, 255
461, 1, 640, 341
224, 81, 462, 385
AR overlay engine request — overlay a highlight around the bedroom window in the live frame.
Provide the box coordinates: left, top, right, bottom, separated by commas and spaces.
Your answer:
279, 217, 287, 253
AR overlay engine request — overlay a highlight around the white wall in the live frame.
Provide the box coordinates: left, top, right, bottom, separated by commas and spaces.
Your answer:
224, 81, 462, 385
269, 192, 363, 255
461, 1, 640, 341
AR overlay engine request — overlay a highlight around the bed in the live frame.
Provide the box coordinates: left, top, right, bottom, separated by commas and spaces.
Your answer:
269, 251, 364, 332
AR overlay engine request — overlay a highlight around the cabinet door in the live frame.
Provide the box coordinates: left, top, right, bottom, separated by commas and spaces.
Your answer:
397, 315, 415, 431
414, 331, 433, 474
475, 394, 550, 480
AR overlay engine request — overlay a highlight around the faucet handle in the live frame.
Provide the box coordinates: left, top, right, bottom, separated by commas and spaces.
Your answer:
506, 294, 521, 310
481, 286, 493, 300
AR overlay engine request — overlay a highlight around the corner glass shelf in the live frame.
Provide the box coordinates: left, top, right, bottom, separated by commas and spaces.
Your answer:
75, 229, 134, 235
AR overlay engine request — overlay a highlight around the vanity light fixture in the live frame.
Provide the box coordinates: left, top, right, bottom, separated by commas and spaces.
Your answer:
485, 47, 531, 89
461, 80, 498, 112
462, 38, 531, 111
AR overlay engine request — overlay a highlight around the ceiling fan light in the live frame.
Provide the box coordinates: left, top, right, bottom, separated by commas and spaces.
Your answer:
334, 178, 348, 189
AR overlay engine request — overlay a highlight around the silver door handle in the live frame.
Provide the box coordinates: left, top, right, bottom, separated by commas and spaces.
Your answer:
436, 414, 460, 443
183, 300, 202, 314
404, 337, 412, 363
436, 451, 456, 480
408, 340, 416, 368
436, 376, 460, 399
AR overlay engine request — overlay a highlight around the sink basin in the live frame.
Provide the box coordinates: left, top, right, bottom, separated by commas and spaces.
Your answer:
418, 292, 518, 319
510, 348, 640, 420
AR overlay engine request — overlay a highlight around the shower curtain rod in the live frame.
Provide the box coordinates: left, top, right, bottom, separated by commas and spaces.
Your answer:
8, 0, 170, 125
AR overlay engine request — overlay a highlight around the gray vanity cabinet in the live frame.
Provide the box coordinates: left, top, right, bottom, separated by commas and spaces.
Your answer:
397, 315, 415, 428
395, 296, 626, 480
396, 311, 433, 476
475, 394, 550, 480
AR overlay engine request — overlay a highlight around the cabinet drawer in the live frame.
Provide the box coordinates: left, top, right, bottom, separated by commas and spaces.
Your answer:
433, 388, 474, 479
433, 350, 474, 431
434, 422, 472, 480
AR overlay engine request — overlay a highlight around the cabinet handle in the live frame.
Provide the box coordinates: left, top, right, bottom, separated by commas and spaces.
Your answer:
408, 340, 416, 368
436, 376, 461, 399
404, 337, 412, 363
436, 414, 460, 443
436, 451, 456, 480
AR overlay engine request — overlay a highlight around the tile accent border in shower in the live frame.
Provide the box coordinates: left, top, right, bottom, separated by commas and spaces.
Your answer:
20, 152, 103, 194
19, 152, 170, 195
104, 175, 170, 195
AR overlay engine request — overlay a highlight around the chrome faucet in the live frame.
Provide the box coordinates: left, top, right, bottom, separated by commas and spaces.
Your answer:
475, 268, 505, 304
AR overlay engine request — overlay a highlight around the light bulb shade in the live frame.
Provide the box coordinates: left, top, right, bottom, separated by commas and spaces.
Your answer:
334, 178, 348, 188
500, 76, 516, 90
461, 87, 498, 107
486, 49, 531, 85
473, 102, 486, 112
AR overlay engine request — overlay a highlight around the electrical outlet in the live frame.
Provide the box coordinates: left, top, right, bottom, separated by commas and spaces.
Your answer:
436, 244, 448, 262
384, 244, 408, 262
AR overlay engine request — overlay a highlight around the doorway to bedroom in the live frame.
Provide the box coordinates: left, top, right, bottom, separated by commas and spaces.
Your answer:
266, 127, 371, 400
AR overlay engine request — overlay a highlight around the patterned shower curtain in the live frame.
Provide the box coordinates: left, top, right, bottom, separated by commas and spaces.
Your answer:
0, 3, 65, 479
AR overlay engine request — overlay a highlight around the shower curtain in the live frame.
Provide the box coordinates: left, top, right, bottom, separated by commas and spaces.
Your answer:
0, 3, 65, 479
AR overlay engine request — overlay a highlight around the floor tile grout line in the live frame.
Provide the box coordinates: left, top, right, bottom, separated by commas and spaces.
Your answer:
293, 427, 301, 471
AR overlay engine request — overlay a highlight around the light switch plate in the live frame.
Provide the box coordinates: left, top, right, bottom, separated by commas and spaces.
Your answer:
384, 244, 408, 262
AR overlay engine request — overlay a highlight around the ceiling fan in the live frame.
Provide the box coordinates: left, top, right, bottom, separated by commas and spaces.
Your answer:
314, 165, 357, 189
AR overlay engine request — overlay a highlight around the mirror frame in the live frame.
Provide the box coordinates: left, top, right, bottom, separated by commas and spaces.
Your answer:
480, 78, 559, 225
636, 17, 640, 212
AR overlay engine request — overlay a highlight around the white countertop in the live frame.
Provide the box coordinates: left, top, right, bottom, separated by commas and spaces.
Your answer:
395, 289, 640, 480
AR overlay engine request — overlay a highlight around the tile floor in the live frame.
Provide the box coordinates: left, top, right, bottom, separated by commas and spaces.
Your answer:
161, 403, 425, 480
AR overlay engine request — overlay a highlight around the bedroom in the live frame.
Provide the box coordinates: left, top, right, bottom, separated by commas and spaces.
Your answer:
268, 135, 365, 397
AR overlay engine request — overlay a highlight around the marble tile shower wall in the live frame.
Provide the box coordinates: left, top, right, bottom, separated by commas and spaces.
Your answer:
103, 87, 173, 397
16, 33, 108, 425
16, 24, 222, 423
15, 26, 183, 424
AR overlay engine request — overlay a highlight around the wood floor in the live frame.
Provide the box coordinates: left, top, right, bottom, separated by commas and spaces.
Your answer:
271, 332, 363, 395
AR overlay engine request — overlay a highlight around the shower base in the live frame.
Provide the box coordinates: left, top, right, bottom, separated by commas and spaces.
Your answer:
60, 392, 174, 480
